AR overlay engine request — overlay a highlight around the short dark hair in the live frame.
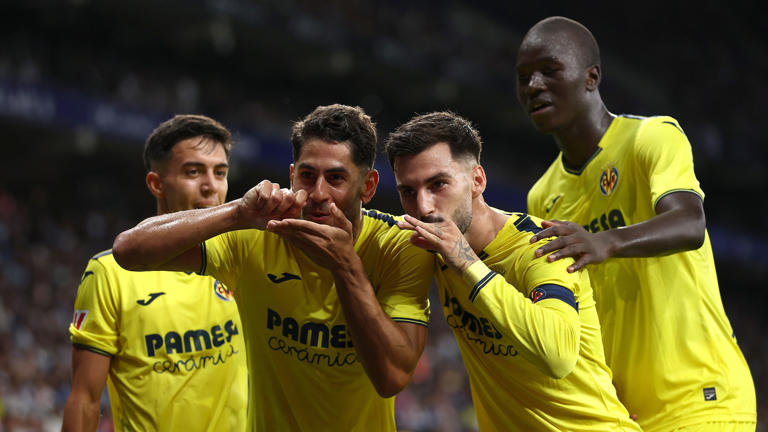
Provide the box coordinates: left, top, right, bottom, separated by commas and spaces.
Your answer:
385, 111, 482, 168
291, 104, 377, 169
528, 16, 601, 69
143, 114, 233, 172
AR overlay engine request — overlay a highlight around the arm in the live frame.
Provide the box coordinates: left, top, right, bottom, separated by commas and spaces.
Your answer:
62, 348, 110, 432
113, 181, 306, 272
530, 191, 705, 272
400, 214, 579, 379
267, 204, 426, 397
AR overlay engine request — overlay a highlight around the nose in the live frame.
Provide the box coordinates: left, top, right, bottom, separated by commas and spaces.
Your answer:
200, 170, 222, 196
308, 176, 330, 203
415, 189, 435, 220
525, 71, 546, 94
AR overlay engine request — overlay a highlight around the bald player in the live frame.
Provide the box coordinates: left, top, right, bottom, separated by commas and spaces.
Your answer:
517, 16, 756, 432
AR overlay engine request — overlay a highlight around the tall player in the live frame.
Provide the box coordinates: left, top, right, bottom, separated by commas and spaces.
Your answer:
517, 17, 756, 431
62, 115, 247, 431
111, 104, 433, 431
385, 111, 640, 431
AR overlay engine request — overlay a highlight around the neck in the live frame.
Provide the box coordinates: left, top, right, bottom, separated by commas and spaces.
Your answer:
554, 103, 614, 168
464, 196, 509, 254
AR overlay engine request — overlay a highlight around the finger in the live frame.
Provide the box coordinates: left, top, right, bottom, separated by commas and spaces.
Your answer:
271, 188, 298, 217
329, 203, 350, 230
534, 238, 565, 257
397, 219, 417, 231
408, 231, 433, 250
540, 219, 563, 228
546, 243, 584, 262
402, 214, 428, 230
568, 255, 591, 273
530, 226, 560, 243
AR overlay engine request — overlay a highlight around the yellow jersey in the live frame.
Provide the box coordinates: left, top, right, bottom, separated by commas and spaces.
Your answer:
202, 209, 433, 431
528, 115, 756, 431
438, 212, 640, 431
70, 250, 248, 431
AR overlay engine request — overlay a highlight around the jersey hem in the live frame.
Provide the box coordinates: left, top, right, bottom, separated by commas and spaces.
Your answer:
653, 188, 704, 210
392, 317, 429, 327
645, 412, 757, 432
72, 342, 113, 358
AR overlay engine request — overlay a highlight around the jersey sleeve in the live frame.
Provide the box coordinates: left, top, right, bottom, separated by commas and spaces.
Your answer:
69, 257, 119, 357
634, 117, 705, 209
457, 245, 581, 379
201, 230, 247, 290
376, 236, 433, 327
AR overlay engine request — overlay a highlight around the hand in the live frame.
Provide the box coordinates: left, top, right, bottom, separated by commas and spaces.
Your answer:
240, 180, 307, 230
529, 220, 613, 272
398, 214, 477, 274
266, 203, 356, 269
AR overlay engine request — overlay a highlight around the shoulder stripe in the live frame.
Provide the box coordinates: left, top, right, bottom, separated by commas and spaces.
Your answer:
618, 114, 647, 120
363, 209, 399, 227
478, 251, 489, 260
199, 242, 207, 275
392, 317, 429, 327
529, 284, 578, 312
513, 214, 542, 234
91, 249, 113, 260
72, 343, 113, 358
469, 270, 498, 302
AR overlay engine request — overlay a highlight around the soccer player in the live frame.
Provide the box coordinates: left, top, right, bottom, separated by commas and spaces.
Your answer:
111, 104, 433, 431
62, 115, 248, 431
517, 16, 756, 431
385, 111, 640, 431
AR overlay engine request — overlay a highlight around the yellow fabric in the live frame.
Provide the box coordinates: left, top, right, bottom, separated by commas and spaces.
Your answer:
437, 213, 639, 431
670, 421, 757, 432
69, 250, 247, 432
528, 115, 756, 431
203, 209, 432, 431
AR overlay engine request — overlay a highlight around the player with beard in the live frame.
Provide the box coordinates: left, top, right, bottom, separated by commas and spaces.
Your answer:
385, 111, 639, 431
112, 104, 432, 431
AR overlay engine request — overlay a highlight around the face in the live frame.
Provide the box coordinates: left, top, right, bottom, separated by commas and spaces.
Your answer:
291, 138, 376, 225
515, 32, 589, 133
149, 137, 229, 213
393, 143, 474, 233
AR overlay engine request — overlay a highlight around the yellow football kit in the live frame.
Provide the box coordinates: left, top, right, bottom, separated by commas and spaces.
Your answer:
202, 209, 433, 431
438, 211, 639, 431
69, 250, 248, 431
528, 115, 756, 431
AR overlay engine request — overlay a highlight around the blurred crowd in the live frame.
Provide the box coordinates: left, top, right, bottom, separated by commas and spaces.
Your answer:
1, 1, 766, 430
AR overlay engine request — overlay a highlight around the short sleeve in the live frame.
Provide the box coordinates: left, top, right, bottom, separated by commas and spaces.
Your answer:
634, 117, 705, 209
376, 236, 433, 326
69, 258, 119, 356
202, 231, 246, 290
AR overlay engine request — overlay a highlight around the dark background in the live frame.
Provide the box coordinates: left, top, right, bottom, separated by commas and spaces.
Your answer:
0, 1, 765, 430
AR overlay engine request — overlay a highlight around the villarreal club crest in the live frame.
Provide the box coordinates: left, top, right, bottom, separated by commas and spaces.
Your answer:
599, 166, 619, 196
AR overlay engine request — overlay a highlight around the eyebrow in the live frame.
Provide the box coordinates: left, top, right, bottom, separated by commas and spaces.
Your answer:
182, 161, 229, 169
296, 162, 350, 175
397, 171, 452, 190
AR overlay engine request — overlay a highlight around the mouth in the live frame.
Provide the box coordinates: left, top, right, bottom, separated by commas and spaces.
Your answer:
304, 208, 331, 223
195, 200, 219, 209
528, 100, 553, 116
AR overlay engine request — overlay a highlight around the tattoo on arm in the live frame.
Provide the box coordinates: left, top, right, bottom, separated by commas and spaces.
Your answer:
449, 238, 476, 267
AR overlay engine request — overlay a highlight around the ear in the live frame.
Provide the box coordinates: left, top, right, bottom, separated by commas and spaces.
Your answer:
360, 169, 379, 205
586, 64, 601, 91
146, 171, 163, 199
289, 164, 295, 190
470, 164, 487, 199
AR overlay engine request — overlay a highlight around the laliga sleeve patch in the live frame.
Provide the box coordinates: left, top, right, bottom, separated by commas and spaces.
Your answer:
529, 284, 578, 312
72, 310, 89, 330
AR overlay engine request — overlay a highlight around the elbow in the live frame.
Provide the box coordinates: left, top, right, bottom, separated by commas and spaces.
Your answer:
112, 231, 144, 271
541, 353, 578, 379
371, 368, 413, 398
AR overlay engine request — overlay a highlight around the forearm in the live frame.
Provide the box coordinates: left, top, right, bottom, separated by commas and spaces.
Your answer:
113, 200, 243, 271
62, 394, 101, 432
462, 261, 580, 378
333, 261, 423, 398
599, 205, 705, 258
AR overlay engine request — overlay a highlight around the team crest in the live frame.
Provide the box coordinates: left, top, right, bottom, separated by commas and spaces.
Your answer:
529, 288, 545, 303
599, 167, 619, 196
72, 310, 88, 330
214, 280, 235, 301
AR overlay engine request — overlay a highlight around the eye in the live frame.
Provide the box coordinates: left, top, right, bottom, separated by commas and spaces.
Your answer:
215, 169, 228, 177
517, 73, 531, 84
186, 167, 199, 176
